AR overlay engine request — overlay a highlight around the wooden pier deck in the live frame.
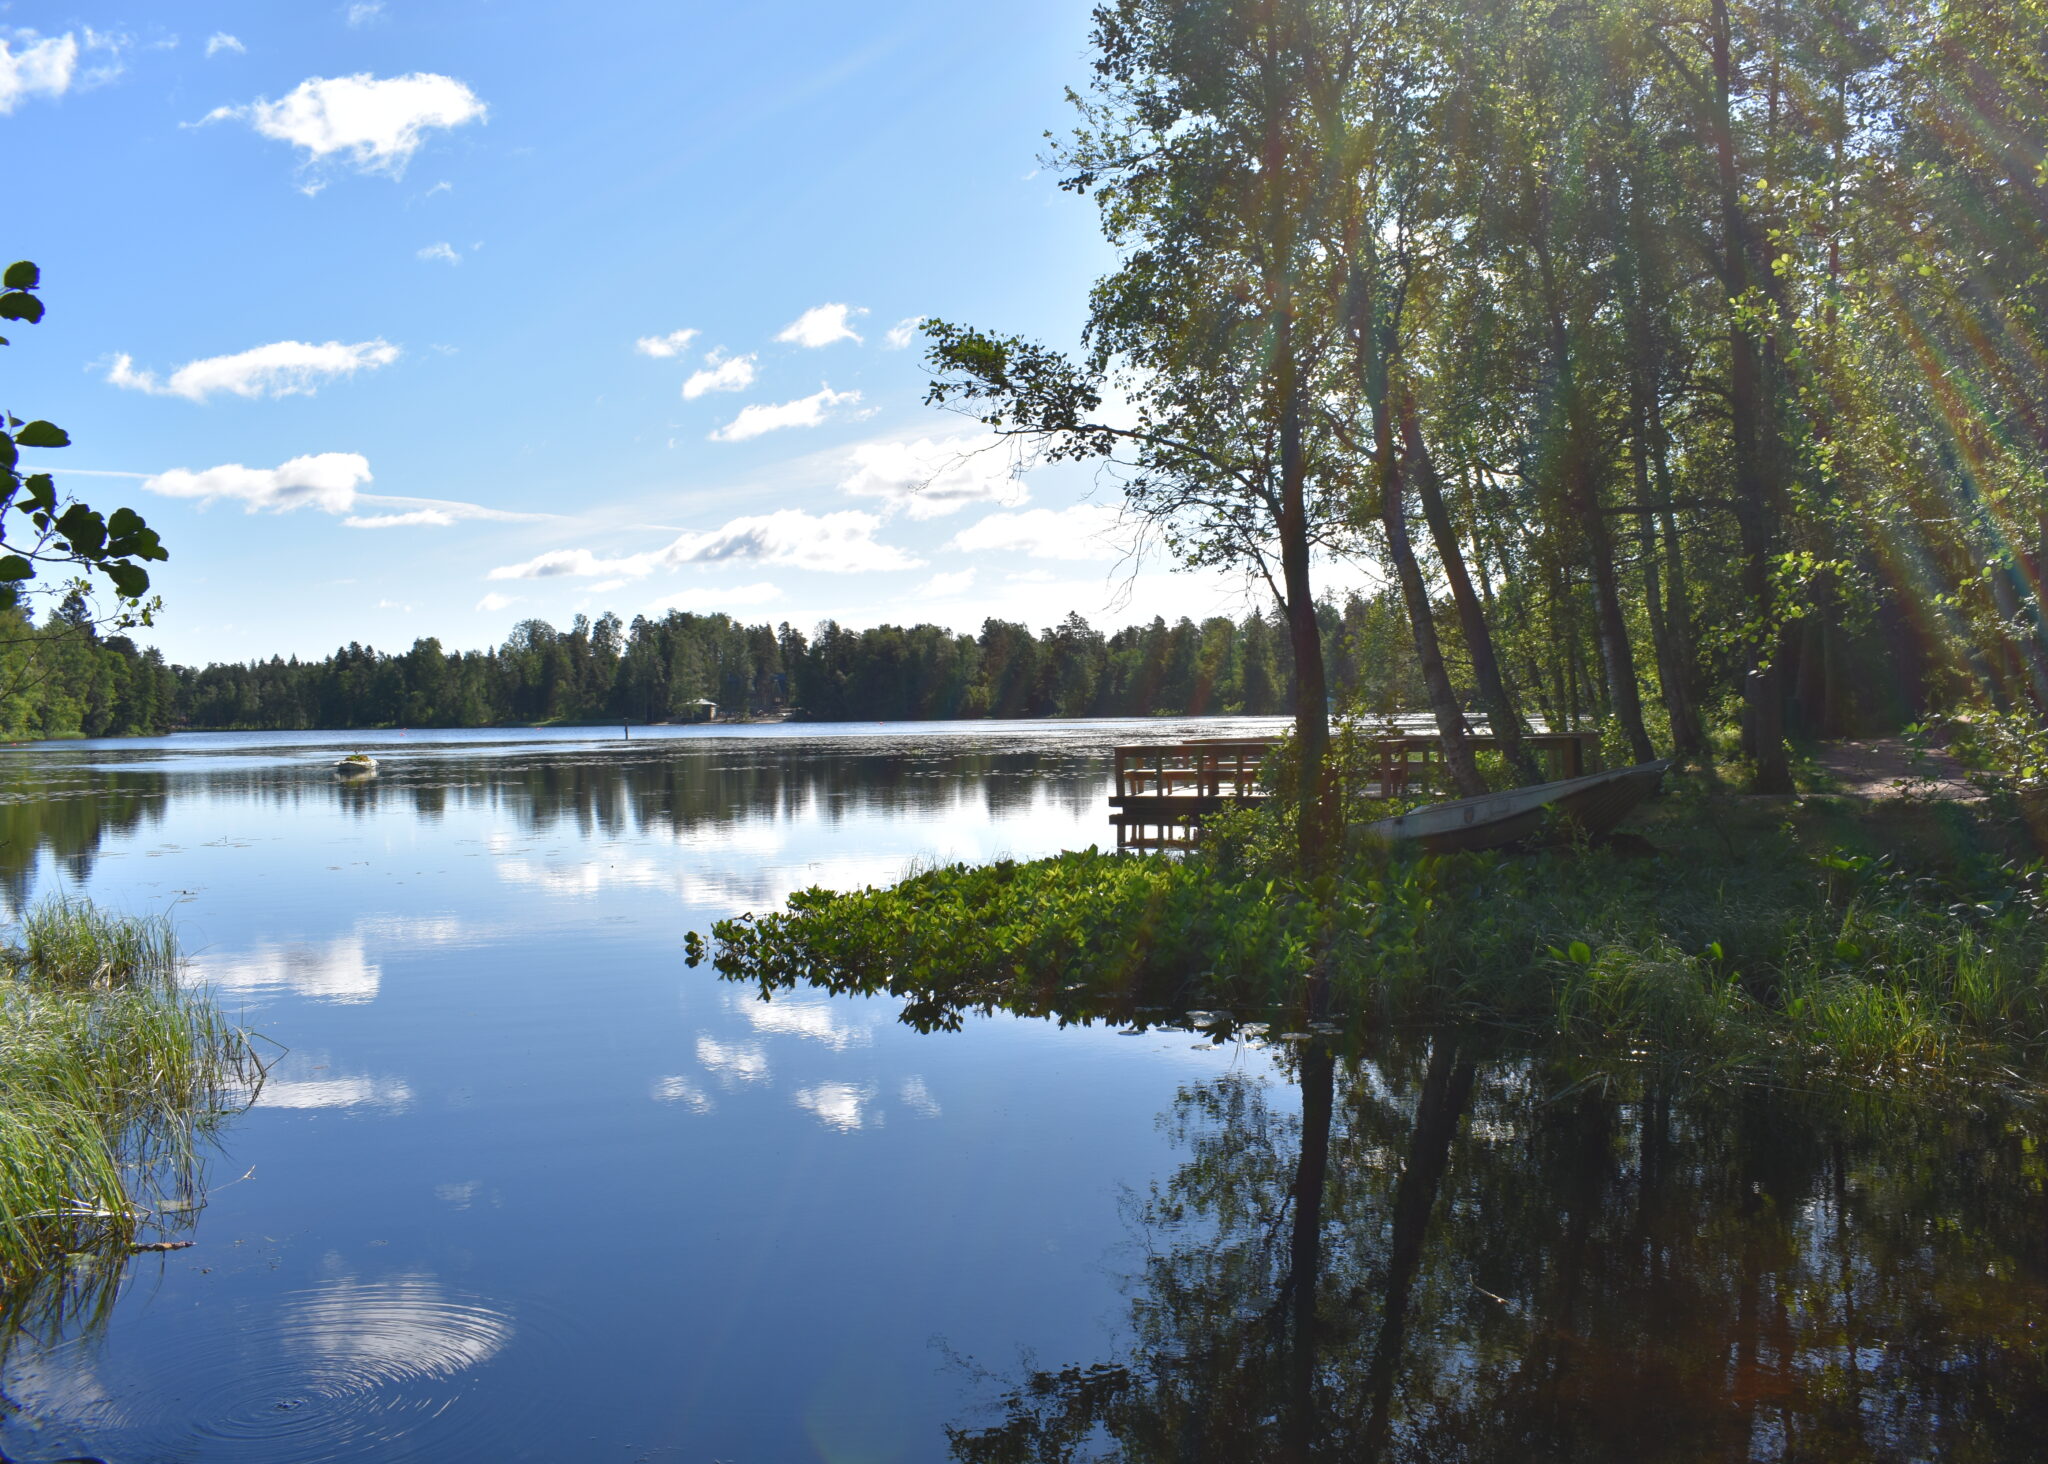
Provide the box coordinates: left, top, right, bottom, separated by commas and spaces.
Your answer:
1109, 727, 1602, 849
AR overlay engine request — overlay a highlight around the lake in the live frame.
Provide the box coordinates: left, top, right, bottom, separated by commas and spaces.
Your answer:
1, 719, 2044, 1462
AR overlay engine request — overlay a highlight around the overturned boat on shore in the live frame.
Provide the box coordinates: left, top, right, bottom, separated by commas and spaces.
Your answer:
1360, 760, 1669, 855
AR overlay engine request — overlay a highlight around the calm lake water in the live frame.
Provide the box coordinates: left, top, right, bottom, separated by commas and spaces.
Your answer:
1, 719, 2044, 1462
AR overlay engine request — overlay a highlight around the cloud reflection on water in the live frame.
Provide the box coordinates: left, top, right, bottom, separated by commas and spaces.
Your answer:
794, 1082, 877, 1132
696, 1035, 769, 1087
194, 935, 382, 1005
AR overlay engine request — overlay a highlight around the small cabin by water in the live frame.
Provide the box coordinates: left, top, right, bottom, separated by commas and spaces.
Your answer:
683, 699, 718, 723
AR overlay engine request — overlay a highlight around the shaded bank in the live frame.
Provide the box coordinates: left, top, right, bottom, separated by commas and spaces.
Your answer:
705, 787, 2048, 1080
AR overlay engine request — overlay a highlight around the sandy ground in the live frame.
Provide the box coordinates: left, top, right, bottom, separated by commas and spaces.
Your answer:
1809, 737, 1982, 801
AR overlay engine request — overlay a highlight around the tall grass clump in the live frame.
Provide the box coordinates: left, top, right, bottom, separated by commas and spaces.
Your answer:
20, 898, 179, 988
0, 898, 258, 1301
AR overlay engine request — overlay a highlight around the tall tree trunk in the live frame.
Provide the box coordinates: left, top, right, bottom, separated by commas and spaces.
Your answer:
1280, 384, 1335, 869
1284, 1048, 1334, 1464
1360, 1038, 1477, 1458
1348, 251, 1484, 798
1399, 392, 1541, 783
1378, 435, 1487, 797
1534, 226, 1656, 763
1649, 413, 1708, 762
1711, 0, 1793, 792
1621, 194, 1705, 757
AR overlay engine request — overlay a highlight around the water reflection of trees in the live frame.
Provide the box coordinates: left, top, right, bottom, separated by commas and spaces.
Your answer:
0, 767, 168, 914
0, 746, 1112, 914
952, 1033, 2048, 1462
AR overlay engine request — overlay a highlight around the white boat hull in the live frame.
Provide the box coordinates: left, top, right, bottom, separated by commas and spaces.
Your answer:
1361, 761, 1669, 854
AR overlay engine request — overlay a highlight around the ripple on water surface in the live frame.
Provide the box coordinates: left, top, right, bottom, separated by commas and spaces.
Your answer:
6, 1275, 523, 1463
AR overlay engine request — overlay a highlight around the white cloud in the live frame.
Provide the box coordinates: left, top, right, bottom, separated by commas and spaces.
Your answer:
642, 581, 781, 615
205, 32, 245, 57
709, 385, 861, 442
732, 994, 873, 1047
0, 32, 78, 113
376, 598, 412, 611
697, 1035, 769, 1087
417, 241, 460, 264
839, 434, 1027, 520
485, 548, 617, 579
345, 496, 549, 528
776, 303, 865, 349
346, 1, 387, 24
948, 504, 1124, 561
651, 1076, 713, 1112
139, 456, 540, 529
635, 328, 697, 359
344, 509, 453, 528
143, 452, 374, 514
489, 509, 919, 580
884, 316, 925, 350
656, 510, 919, 573
795, 1081, 876, 1132
202, 72, 487, 178
476, 591, 517, 613
916, 569, 975, 598
682, 351, 756, 400
106, 338, 400, 401
193, 935, 379, 1003
256, 1074, 413, 1109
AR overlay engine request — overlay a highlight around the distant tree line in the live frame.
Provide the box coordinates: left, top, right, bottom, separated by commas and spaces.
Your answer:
0, 595, 1473, 737
0, 596, 180, 740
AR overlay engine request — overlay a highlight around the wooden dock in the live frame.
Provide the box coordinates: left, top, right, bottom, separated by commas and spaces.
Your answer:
1110, 738, 1272, 849
1109, 727, 1602, 849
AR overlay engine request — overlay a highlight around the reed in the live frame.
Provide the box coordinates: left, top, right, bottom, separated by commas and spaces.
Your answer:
0, 900, 258, 1297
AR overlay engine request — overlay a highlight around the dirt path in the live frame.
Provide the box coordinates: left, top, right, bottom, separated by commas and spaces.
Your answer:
1809, 737, 1981, 801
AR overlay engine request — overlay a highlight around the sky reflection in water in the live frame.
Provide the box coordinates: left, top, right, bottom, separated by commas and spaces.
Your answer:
0, 719, 2044, 1462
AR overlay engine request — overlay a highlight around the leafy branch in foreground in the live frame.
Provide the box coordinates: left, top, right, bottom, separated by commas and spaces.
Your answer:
0, 260, 167, 628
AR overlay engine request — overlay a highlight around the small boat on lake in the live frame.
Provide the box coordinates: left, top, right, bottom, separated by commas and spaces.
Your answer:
1360, 760, 1669, 854
334, 753, 378, 778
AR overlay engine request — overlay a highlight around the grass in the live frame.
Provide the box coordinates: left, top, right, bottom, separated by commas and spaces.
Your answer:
700, 778, 2048, 1085
0, 899, 260, 1311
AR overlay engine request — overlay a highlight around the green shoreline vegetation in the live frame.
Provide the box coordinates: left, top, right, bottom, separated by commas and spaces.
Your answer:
702, 767, 2048, 1086
0, 900, 259, 1321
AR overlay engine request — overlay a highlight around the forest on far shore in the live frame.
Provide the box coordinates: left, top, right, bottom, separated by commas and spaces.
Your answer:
0, 592, 1539, 737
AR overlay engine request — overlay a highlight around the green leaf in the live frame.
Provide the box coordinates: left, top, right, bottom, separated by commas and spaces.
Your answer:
1567, 940, 1592, 966
56, 503, 106, 554
0, 555, 31, 582
0, 292, 45, 324
2, 262, 39, 290
14, 420, 69, 449
103, 561, 149, 599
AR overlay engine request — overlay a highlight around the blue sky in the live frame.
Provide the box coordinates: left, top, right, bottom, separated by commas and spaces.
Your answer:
3, 0, 1280, 665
